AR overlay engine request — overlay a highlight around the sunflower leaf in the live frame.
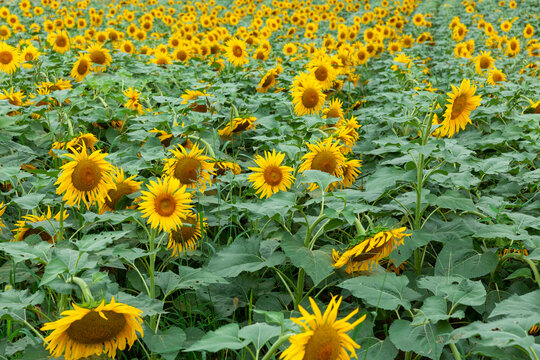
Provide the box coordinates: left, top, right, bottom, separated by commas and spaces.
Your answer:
389, 319, 452, 360
238, 323, 281, 351
184, 323, 250, 353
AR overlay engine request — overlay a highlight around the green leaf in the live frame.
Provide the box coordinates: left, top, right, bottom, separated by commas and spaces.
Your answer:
12, 193, 45, 210
300, 169, 340, 191
504, 267, 532, 280
0, 289, 44, 313
0, 240, 52, 264
435, 239, 498, 278
339, 271, 421, 310
489, 290, 540, 324
357, 338, 398, 360
362, 167, 410, 201
426, 190, 477, 213
39, 257, 68, 287
76, 230, 130, 252
184, 323, 250, 352
116, 292, 165, 316
280, 233, 333, 285
411, 296, 464, 325
238, 323, 281, 350
155, 267, 228, 296
417, 276, 486, 307
143, 326, 185, 360
389, 319, 452, 360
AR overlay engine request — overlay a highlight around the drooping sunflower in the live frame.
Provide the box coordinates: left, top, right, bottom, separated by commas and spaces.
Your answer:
323, 98, 344, 119
440, 79, 482, 137
291, 72, 326, 117
333, 227, 410, 274
248, 149, 295, 199
55, 145, 115, 208
474, 51, 494, 74
99, 167, 141, 213
41, 297, 143, 360
487, 67, 506, 85
257, 69, 278, 93
139, 176, 192, 233
167, 212, 206, 256
163, 143, 215, 192
308, 56, 337, 90
280, 296, 366, 360
0, 87, 25, 106
225, 37, 249, 67
86, 43, 112, 72
299, 137, 346, 191
218, 116, 257, 137
0, 41, 21, 75
70, 54, 91, 82
12, 207, 69, 243
214, 161, 242, 178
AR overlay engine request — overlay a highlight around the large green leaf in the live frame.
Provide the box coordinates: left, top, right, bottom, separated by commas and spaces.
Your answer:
489, 290, 540, 324
155, 267, 228, 297
389, 319, 452, 360
76, 230, 130, 252
184, 323, 250, 352
417, 276, 486, 308
435, 239, 498, 278
143, 326, 186, 360
238, 323, 281, 351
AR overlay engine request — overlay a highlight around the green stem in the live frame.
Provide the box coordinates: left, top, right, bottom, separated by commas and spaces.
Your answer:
500, 253, 540, 288
186, 135, 216, 158
294, 268, 305, 311
261, 334, 292, 360
354, 217, 366, 236
449, 343, 462, 360
71, 277, 95, 304
148, 228, 157, 331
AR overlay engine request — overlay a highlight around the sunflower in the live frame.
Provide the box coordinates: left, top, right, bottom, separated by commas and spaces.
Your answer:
291, 72, 326, 117
487, 67, 506, 85
523, 24, 534, 39
0, 202, 5, 229
214, 161, 242, 177
163, 143, 215, 192
299, 137, 346, 191
280, 296, 366, 360
308, 56, 336, 90
65, 133, 98, 154
152, 51, 172, 66
51, 31, 70, 53
123, 87, 142, 111
257, 69, 278, 93
226, 37, 249, 67
12, 207, 69, 243
86, 43, 112, 72
0, 41, 21, 75
218, 116, 257, 137
505, 37, 520, 57
333, 227, 410, 274
0, 25, 11, 41
283, 43, 297, 56
0, 87, 25, 106
41, 297, 143, 360
440, 79, 482, 138
70, 54, 91, 82
20, 44, 40, 69
474, 51, 494, 74
167, 212, 206, 256
338, 159, 362, 189
248, 149, 295, 199
99, 167, 141, 213
139, 176, 192, 233
55, 145, 115, 208
323, 98, 344, 120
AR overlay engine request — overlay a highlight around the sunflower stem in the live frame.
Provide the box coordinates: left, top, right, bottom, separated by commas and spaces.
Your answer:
186, 135, 216, 159
449, 343, 462, 360
71, 277, 94, 304
148, 227, 158, 331
261, 333, 292, 360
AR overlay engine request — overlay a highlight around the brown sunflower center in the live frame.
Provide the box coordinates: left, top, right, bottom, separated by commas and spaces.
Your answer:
176, 50, 187, 61
326, 107, 340, 118
66, 310, 126, 344
256, 51, 265, 60
493, 72, 503, 82
56, 36, 67, 48
232, 45, 243, 57
479, 56, 491, 69
154, 193, 176, 216
25, 52, 34, 61
105, 182, 133, 210
451, 94, 468, 119
22, 228, 53, 243
124, 44, 132, 52
261, 74, 275, 88
303, 324, 341, 360
302, 88, 320, 109
0, 50, 13, 65
174, 158, 201, 184
534, 104, 540, 114
77, 60, 89, 75
71, 159, 102, 192
90, 50, 106, 64
311, 151, 337, 174
171, 218, 196, 245
510, 42, 517, 50
314, 66, 328, 81
263, 166, 283, 186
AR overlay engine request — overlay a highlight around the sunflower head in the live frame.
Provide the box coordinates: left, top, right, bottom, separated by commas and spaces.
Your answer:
299, 137, 346, 191
440, 79, 482, 137
99, 167, 141, 213
0, 41, 21, 75
167, 212, 207, 256
248, 149, 295, 199
12, 207, 69, 243
291, 72, 326, 117
226, 37, 249, 67
163, 143, 215, 192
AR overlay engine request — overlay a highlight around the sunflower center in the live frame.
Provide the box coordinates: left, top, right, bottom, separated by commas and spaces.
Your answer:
451, 94, 468, 119
71, 159, 102, 192
510, 42, 517, 50
66, 310, 126, 344
302, 88, 320, 109
303, 324, 341, 360
262, 74, 275, 88
154, 193, 176, 216
90, 50, 106, 65
0, 50, 13, 65
311, 151, 337, 174
351, 242, 387, 263
25, 53, 34, 61
171, 218, 196, 245
314, 66, 328, 81
493, 72, 503, 82
23, 228, 53, 243
56, 37, 67, 47
263, 166, 283, 186
77, 60, 89, 75
232, 45, 243, 57
174, 157, 201, 184
177, 50, 187, 61
326, 108, 340, 118
256, 51, 265, 60
105, 182, 133, 210
479, 56, 490, 69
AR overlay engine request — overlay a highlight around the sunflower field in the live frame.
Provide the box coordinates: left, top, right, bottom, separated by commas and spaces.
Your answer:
0, 0, 539, 358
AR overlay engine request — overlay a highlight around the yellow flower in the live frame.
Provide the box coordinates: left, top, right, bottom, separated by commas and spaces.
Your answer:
218, 116, 257, 137
12, 207, 69, 243
162, 143, 215, 192
323, 98, 345, 120
486, 67, 506, 85
139, 176, 192, 233
505, 37, 520, 57
167, 212, 206, 256
123, 87, 143, 111
20, 44, 40, 69
0, 41, 21, 75
257, 69, 278, 93
51, 31, 70, 53
0, 202, 6, 228
248, 149, 295, 199
70, 54, 91, 82
41, 298, 143, 360
55, 145, 115, 208
86, 43, 112, 71
333, 227, 410, 274
291, 72, 326, 116
280, 296, 366, 360
308, 55, 337, 90
440, 79, 482, 137
0, 87, 25, 106
99, 167, 141, 213
299, 137, 346, 191
474, 51, 494, 74
226, 37, 249, 67
523, 24, 534, 39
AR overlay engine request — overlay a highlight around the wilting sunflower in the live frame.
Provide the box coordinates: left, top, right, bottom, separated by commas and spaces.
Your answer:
257, 69, 278, 93
86, 43, 112, 72
299, 137, 346, 191
333, 227, 410, 274
0, 87, 25, 106
55, 145, 114, 208
323, 98, 345, 119
0, 202, 5, 229
280, 296, 366, 360
487, 67, 506, 85
291, 72, 326, 116
12, 207, 69, 243
0, 41, 21, 75
41, 297, 143, 360
123, 87, 142, 111
225, 38, 249, 67
248, 149, 295, 199
99, 167, 141, 213
70, 54, 91, 82
440, 79, 482, 137
167, 212, 206, 256
474, 51, 494, 74
218, 116, 258, 137
214, 161, 242, 178
163, 143, 215, 192
139, 176, 192, 233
